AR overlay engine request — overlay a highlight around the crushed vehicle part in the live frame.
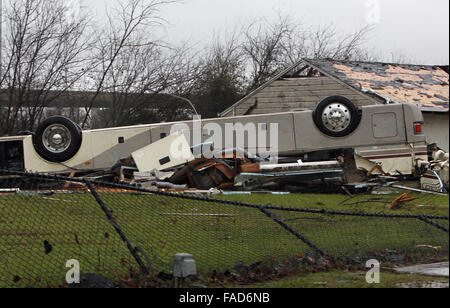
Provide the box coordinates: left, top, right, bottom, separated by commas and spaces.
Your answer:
0, 188, 20, 195
154, 182, 188, 190
389, 184, 448, 196
235, 160, 344, 191
259, 160, 342, 173
169, 148, 259, 190
119, 166, 138, 182
108, 156, 136, 173
132, 132, 194, 173
354, 144, 428, 176
235, 172, 344, 192
421, 170, 448, 193
133, 170, 174, 182
420, 149, 449, 193
183, 159, 236, 190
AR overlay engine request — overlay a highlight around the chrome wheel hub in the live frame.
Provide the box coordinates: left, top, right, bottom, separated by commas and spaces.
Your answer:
42, 124, 72, 153
322, 103, 352, 133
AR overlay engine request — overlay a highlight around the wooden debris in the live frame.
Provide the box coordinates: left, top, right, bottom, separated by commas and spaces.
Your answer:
389, 192, 419, 210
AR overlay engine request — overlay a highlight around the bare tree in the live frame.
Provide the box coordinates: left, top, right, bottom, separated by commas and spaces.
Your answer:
241, 15, 374, 89
303, 24, 372, 61
183, 30, 247, 117
93, 43, 195, 128
171, 16, 375, 118
81, 0, 177, 128
0, 0, 92, 135
388, 50, 420, 65
242, 16, 293, 89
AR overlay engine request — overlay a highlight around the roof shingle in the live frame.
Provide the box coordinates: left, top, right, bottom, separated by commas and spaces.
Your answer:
305, 59, 449, 113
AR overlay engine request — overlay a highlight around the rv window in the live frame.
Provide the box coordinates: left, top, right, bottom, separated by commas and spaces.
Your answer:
159, 156, 171, 165
0, 141, 25, 171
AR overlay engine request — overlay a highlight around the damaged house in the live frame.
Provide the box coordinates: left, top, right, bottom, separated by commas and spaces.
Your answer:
220, 59, 449, 152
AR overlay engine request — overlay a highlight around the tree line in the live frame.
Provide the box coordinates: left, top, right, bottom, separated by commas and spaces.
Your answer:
0, 0, 394, 135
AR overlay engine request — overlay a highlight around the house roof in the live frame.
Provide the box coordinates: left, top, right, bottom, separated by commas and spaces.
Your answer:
305, 59, 449, 113
220, 58, 449, 116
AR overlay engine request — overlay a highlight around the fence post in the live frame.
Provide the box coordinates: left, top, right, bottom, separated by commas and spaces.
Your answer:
418, 216, 449, 233
258, 206, 327, 256
84, 180, 150, 275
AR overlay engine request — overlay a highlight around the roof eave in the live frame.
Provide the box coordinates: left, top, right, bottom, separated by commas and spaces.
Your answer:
219, 59, 308, 117
302, 59, 386, 105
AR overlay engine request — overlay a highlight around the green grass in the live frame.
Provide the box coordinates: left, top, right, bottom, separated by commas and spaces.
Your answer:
215, 192, 450, 216
0, 191, 448, 288
230, 270, 449, 288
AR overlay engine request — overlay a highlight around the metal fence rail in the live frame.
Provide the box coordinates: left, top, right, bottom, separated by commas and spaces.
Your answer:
0, 170, 448, 288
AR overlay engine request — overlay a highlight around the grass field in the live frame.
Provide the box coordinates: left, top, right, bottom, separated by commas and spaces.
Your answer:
215, 192, 450, 216
0, 190, 448, 288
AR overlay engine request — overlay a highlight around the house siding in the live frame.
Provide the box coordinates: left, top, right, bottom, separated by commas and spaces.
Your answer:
227, 76, 378, 116
423, 112, 449, 152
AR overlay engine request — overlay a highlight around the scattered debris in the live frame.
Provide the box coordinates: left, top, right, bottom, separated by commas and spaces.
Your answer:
389, 193, 419, 210
235, 160, 344, 192
420, 150, 449, 193
132, 132, 195, 173
371, 190, 398, 195
416, 245, 442, 250
1, 128, 448, 197
389, 184, 446, 196
0, 188, 20, 194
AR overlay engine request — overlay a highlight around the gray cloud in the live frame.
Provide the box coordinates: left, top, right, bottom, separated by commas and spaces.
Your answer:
87, 0, 449, 64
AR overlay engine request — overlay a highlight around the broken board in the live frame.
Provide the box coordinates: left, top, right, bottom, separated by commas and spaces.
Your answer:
132, 132, 195, 172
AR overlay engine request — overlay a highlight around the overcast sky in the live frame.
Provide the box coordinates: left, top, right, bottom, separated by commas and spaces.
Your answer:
88, 0, 449, 65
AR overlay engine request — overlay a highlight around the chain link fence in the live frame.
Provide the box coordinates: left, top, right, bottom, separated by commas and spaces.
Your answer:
0, 170, 448, 288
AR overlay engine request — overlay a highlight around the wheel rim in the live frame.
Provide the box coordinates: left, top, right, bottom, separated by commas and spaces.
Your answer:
322, 103, 352, 133
42, 124, 72, 154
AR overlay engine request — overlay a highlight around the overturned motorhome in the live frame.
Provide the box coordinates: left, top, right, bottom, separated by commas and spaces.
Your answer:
0, 97, 440, 192
0, 58, 449, 193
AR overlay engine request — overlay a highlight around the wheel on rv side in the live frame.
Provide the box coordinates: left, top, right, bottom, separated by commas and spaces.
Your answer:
33, 116, 83, 163
313, 96, 362, 138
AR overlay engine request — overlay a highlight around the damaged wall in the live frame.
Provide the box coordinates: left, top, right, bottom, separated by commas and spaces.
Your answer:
222, 76, 378, 117
423, 112, 449, 152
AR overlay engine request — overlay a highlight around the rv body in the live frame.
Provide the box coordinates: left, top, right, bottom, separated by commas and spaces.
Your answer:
0, 102, 427, 175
